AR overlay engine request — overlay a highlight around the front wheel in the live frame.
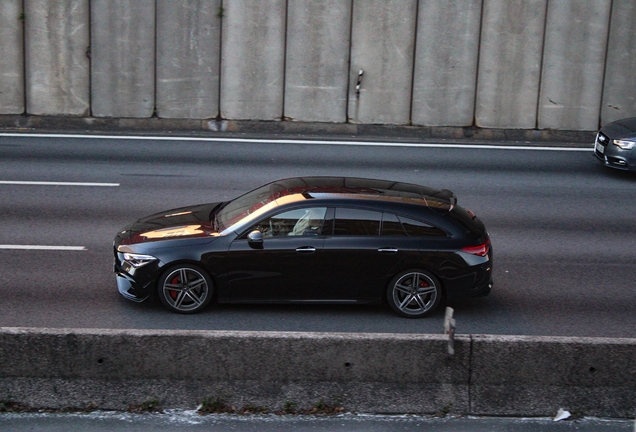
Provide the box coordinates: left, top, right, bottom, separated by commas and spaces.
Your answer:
387, 270, 441, 318
157, 264, 213, 314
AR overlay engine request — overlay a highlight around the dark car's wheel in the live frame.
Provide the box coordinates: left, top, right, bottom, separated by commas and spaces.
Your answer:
387, 270, 441, 318
157, 264, 213, 314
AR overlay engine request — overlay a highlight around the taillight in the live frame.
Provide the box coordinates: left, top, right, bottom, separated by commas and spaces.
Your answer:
461, 239, 490, 257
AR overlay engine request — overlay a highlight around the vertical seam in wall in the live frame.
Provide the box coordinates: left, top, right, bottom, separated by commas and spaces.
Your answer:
217, 0, 223, 119
535, 0, 550, 130
344, 0, 355, 123
471, 0, 485, 127
21, 0, 27, 114
87, 0, 92, 116
281, 0, 289, 120
408, 0, 420, 126
153, 0, 158, 118
468, 334, 474, 413
598, 0, 613, 129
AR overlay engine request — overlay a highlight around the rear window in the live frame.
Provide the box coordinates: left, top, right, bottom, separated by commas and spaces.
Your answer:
399, 216, 447, 237
334, 208, 381, 236
447, 206, 484, 237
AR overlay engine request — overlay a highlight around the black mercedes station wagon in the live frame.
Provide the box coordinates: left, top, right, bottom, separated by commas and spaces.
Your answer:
114, 177, 493, 318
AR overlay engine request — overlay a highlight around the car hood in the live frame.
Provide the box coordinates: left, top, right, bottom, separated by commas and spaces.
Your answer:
601, 117, 636, 138
117, 202, 223, 245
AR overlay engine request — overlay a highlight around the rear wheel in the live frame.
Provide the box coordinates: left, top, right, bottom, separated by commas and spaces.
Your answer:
157, 264, 213, 314
387, 270, 441, 318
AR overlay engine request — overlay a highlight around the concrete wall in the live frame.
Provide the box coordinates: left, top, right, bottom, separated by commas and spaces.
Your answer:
1, 0, 635, 129
348, 0, 417, 124
0, 0, 24, 114
91, 0, 155, 118
284, 0, 351, 123
475, 0, 547, 129
537, 0, 611, 131
156, 0, 221, 119
601, 0, 636, 124
0, 328, 634, 417
220, 0, 286, 120
25, 0, 90, 116
412, 0, 482, 127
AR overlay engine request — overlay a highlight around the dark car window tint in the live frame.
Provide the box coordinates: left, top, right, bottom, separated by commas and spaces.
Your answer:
399, 216, 447, 237
381, 213, 407, 236
334, 208, 381, 236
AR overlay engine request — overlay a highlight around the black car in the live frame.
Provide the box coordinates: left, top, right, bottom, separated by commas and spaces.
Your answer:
594, 116, 636, 172
114, 177, 492, 318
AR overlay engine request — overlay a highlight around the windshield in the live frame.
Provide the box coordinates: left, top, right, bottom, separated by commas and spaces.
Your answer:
216, 182, 287, 231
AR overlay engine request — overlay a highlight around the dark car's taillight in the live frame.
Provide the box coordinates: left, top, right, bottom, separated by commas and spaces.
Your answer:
461, 239, 490, 257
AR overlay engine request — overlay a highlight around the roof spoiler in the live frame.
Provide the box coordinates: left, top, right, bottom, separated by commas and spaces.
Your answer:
435, 189, 457, 211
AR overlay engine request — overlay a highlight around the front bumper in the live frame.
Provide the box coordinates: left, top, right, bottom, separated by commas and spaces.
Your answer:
594, 133, 635, 171
114, 249, 160, 302
116, 273, 150, 302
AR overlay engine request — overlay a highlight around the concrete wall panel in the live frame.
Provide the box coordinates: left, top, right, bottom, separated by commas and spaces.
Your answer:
538, 0, 611, 131
220, 0, 286, 121
91, 0, 155, 118
412, 0, 481, 127
601, 0, 636, 125
284, 0, 351, 123
156, 0, 221, 119
25, 0, 89, 116
348, 0, 417, 125
0, 0, 24, 114
475, 0, 547, 129
472, 335, 636, 417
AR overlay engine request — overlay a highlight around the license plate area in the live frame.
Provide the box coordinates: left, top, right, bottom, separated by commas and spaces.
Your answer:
595, 141, 605, 154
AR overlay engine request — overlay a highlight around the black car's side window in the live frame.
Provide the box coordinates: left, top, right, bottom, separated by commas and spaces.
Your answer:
333, 208, 381, 236
252, 207, 327, 237
398, 216, 447, 237
381, 213, 408, 236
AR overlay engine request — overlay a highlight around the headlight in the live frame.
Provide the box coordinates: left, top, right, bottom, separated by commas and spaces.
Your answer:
123, 252, 157, 268
613, 139, 636, 150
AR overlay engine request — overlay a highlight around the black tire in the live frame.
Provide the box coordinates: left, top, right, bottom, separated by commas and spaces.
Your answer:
157, 264, 213, 314
387, 269, 442, 318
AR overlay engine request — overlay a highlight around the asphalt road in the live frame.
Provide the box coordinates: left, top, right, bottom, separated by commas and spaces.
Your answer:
1, 134, 635, 337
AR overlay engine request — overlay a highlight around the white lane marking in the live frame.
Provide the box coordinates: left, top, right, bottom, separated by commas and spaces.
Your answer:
0, 132, 593, 152
0, 245, 86, 251
0, 181, 119, 187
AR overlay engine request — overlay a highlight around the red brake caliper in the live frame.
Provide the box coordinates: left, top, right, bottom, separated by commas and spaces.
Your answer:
169, 276, 179, 300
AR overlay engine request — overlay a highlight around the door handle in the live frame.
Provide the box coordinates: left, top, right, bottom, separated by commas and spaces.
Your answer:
378, 248, 398, 254
296, 246, 316, 254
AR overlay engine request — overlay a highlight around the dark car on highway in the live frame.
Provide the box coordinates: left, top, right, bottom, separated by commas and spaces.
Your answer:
114, 177, 493, 318
594, 116, 636, 172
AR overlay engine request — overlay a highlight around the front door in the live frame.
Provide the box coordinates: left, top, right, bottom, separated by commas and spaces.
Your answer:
225, 207, 328, 301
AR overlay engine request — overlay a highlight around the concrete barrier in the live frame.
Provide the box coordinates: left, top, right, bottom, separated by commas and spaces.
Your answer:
91, 0, 155, 118
601, 0, 636, 125
412, 0, 481, 127
475, 0, 547, 129
0, 0, 24, 114
537, 0, 611, 131
0, 328, 634, 417
156, 0, 221, 119
24, 0, 90, 116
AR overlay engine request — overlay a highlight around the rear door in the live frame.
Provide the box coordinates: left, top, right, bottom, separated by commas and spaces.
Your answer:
319, 208, 411, 301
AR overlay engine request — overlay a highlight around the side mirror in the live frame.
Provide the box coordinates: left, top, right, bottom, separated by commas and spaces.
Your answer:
247, 230, 264, 249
